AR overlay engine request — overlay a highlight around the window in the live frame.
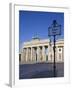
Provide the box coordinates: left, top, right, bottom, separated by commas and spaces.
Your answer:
59, 48, 61, 51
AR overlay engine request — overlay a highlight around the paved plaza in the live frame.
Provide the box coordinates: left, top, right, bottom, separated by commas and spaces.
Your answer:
19, 62, 64, 79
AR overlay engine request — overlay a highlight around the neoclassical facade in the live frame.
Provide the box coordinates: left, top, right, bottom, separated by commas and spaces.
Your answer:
20, 37, 64, 64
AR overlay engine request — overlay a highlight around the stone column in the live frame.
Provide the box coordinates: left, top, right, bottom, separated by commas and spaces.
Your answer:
32, 48, 35, 62
35, 47, 37, 62
45, 46, 48, 62
48, 45, 51, 62
51, 46, 54, 62
21, 48, 24, 62
56, 46, 58, 62
31, 47, 32, 61
55, 46, 58, 62
62, 47, 64, 62
61, 47, 63, 62
57, 47, 59, 62
26, 48, 28, 62
23, 48, 26, 61
37, 46, 40, 62
57, 47, 62, 62
28, 48, 31, 61
40, 47, 42, 61
42, 46, 45, 61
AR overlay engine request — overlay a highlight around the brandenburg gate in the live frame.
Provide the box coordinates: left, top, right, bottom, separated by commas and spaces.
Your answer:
20, 37, 64, 64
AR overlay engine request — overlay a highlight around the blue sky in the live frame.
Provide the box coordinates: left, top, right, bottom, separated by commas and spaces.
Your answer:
19, 10, 64, 49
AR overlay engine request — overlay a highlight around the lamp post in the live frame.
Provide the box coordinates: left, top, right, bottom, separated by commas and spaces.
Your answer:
48, 20, 61, 77
53, 35, 56, 77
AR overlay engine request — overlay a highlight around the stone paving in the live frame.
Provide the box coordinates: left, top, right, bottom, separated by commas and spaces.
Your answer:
19, 62, 64, 79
